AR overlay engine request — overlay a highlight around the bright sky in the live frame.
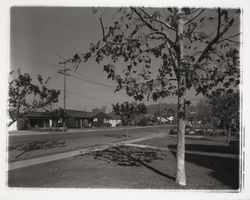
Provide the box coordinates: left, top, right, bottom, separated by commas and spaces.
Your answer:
10, 7, 209, 112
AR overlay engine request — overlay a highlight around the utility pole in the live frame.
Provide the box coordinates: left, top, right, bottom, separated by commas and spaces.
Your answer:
58, 64, 70, 132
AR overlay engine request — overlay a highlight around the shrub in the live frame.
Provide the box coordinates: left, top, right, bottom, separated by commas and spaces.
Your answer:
17, 118, 28, 130
116, 121, 122, 126
82, 119, 89, 128
196, 129, 204, 135
138, 117, 148, 126
169, 128, 177, 135
105, 123, 112, 127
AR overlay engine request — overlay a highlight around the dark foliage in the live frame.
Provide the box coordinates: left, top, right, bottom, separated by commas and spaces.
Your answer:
16, 118, 29, 130
209, 92, 239, 131
9, 70, 60, 126
112, 101, 148, 125
82, 119, 89, 128
88, 145, 166, 167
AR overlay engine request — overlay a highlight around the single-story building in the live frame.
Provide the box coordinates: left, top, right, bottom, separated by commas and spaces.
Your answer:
91, 112, 110, 127
15, 109, 113, 130
23, 111, 50, 129
65, 109, 93, 128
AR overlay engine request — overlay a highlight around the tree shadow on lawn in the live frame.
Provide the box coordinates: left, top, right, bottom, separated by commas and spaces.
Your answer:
85, 146, 175, 181
9, 140, 66, 158
168, 145, 239, 189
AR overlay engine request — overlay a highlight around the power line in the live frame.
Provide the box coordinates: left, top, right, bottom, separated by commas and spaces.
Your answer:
11, 44, 58, 61
66, 89, 112, 104
11, 54, 129, 99
11, 54, 62, 70
11, 54, 116, 90
55, 86, 113, 104
70, 73, 114, 90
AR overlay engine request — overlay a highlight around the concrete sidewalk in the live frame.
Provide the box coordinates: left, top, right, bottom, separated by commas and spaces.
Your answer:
8, 132, 168, 170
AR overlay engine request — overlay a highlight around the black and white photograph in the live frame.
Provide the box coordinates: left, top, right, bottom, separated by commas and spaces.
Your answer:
0, 1, 250, 200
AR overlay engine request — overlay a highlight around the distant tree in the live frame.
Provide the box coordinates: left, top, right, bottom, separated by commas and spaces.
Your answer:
209, 92, 239, 143
92, 108, 100, 113
195, 99, 213, 126
45, 108, 64, 130
82, 119, 89, 128
66, 7, 240, 185
9, 69, 60, 126
92, 105, 107, 113
16, 118, 29, 130
112, 102, 147, 125
138, 117, 149, 126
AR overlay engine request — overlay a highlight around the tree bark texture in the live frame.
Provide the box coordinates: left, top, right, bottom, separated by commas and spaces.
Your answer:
176, 94, 186, 186
175, 9, 187, 186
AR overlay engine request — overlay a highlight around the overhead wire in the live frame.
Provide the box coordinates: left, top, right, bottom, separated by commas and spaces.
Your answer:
11, 53, 115, 90
55, 88, 112, 104
66, 90, 112, 104
69, 73, 114, 90
10, 53, 129, 102
11, 54, 62, 70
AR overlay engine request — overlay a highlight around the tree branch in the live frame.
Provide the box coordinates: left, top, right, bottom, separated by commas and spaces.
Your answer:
146, 32, 168, 40
99, 16, 139, 46
139, 7, 176, 31
131, 7, 157, 31
165, 41, 178, 73
209, 50, 227, 62
131, 7, 176, 50
225, 32, 241, 39
217, 38, 240, 44
185, 9, 205, 25
188, 8, 201, 15
195, 11, 240, 64
100, 17, 106, 41
216, 8, 221, 37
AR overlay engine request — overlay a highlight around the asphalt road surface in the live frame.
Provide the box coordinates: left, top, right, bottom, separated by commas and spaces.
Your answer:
9, 126, 171, 162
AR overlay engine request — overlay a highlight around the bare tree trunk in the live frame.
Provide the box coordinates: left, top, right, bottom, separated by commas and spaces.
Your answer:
175, 9, 187, 186
176, 95, 186, 185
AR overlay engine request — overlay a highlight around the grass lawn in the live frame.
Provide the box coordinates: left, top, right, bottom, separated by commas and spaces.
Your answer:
137, 135, 239, 154
8, 136, 240, 189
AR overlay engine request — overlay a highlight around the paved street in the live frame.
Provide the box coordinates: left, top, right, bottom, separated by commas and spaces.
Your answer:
8, 126, 171, 162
